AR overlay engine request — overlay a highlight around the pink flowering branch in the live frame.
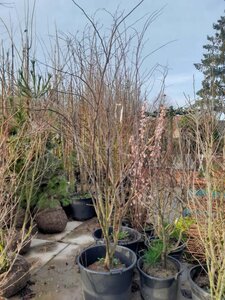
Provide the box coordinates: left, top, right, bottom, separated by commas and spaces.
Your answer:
129, 104, 167, 229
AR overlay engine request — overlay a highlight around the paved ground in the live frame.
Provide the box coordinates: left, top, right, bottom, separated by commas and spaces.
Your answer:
11, 217, 191, 300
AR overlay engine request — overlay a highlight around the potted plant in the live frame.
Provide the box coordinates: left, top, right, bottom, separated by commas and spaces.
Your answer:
74, 71, 138, 298
129, 105, 185, 299
64, 3, 156, 298
179, 90, 225, 299
137, 241, 182, 300
137, 225, 183, 300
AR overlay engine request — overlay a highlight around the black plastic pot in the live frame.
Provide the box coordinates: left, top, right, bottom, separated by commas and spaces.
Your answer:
137, 256, 182, 300
69, 197, 96, 221
189, 265, 211, 300
77, 244, 137, 300
169, 243, 186, 261
93, 226, 142, 253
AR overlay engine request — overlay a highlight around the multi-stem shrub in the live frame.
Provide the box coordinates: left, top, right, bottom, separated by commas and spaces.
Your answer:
60, 1, 165, 269
183, 104, 225, 300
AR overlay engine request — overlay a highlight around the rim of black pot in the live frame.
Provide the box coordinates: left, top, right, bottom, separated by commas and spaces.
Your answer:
188, 265, 210, 296
137, 255, 182, 281
93, 226, 142, 245
119, 226, 142, 245
70, 193, 92, 201
78, 244, 137, 275
169, 242, 186, 252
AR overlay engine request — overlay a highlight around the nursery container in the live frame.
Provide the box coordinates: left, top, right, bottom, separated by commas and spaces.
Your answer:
77, 244, 137, 300
169, 243, 186, 261
137, 256, 182, 300
93, 226, 142, 253
69, 196, 96, 221
189, 265, 211, 300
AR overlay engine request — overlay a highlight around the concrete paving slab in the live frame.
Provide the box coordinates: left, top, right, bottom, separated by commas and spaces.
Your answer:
29, 238, 52, 248
66, 220, 83, 231
52, 244, 80, 266
25, 240, 68, 272
37, 221, 83, 242
62, 232, 94, 245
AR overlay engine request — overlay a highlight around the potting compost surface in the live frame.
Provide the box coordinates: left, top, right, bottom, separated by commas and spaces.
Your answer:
10, 217, 190, 300
142, 260, 178, 278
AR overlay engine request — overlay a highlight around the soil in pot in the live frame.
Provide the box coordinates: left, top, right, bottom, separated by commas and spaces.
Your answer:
88, 258, 126, 272
142, 259, 178, 278
195, 272, 210, 292
0, 255, 30, 298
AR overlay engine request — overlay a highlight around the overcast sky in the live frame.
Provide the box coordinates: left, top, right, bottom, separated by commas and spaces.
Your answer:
0, 0, 224, 107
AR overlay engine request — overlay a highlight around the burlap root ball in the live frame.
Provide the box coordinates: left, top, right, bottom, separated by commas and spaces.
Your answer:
0, 255, 30, 298
35, 206, 68, 233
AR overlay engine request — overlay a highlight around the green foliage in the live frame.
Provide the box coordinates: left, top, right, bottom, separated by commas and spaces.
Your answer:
143, 217, 193, 267
171, 217, 194, 242
18, 60, 52, 99
36, 175, 70, 209
194, 14, 225, 107
179, 115, 194, 131
109, 230, 129, 242
143, 239, 163, 266
8, 106, 28, 136
117, 230, 129, 241
71, 192, 91, 201
33, 153, 71, 209
97, 257, 122, 267
7, 117, 71, 210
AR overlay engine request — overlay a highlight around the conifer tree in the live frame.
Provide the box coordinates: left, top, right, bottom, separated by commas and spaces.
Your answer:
194, 14, 225, 110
